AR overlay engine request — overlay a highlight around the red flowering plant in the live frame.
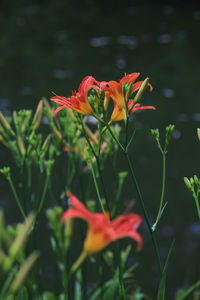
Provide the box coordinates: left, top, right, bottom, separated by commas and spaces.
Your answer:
62, 191, 143, 273
1, 67, 200, 300
48, 73, 180, 298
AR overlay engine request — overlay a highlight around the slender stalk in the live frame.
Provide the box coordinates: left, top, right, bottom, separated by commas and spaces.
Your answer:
194, 191, 200, 219
90, 163, 105, 213
124, 151, 162, 275
71, 251, 87, 275
37, 174, 50, 215
79, 117, 110, 212
7, 177, 26, 219
152, 152, 166, 231
106, 124, 124, 152
116, 242, 127, 300
95, 156, 110, 212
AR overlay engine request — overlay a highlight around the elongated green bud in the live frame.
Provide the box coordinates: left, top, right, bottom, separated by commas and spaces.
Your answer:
165, 124, 175, 147
17, 136, 26, 156
0, 134, 8, 146
151, 128, 159, 142
194, 175, 199, 185
43, 98, 54, 117
64, 218, 74, 251
132, 77, 149, 106
53, 126, 62, 142
197, 128, 200, 141
9, 251, 39, 294
127, 82, 133, 102
184, 177, 192, 190
41, 134, 51, 156
9, 214, 35, 259
32, 100, 43, 131
0, 112, 15, 136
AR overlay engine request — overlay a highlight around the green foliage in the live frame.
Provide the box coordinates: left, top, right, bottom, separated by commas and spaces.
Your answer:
0, 213, 38, 300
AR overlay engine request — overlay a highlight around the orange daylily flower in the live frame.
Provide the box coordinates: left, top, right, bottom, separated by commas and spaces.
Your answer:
108, 73, 155, 122
62, 191, 143, 255
50, 76, 108, 118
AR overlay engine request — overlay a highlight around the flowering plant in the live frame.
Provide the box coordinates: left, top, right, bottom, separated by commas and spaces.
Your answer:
0, 73, 199, 300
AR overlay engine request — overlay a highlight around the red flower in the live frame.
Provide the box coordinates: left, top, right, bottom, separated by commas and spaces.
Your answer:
50, 76, 107, 118
62, 191, 143, 255
108, 73, 155, 122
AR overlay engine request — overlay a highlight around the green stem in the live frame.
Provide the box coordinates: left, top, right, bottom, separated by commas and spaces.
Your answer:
116, 242, 127, 300
79, 117, 110, 212
95, 156, 110, 213
152, 152, 166, 231
90, 163, 105, 213
71, 251, 87, 275
7, 177, 26, 219
124, 116, 129, 149
194, 191, 200, 219
124, 151, 162, 275
37, 174, 50, 215
112, 175, 124, 217
106, 124, 124, 152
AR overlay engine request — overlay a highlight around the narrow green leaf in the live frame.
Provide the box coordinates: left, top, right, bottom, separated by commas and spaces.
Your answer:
74, 270, 82, 300
16, 286, 29, 300
175, 281, 200, 300
0, 272, 14, 300
157, 240, 175, 300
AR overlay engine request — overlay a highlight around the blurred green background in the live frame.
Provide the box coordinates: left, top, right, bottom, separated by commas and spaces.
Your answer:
0, 0, 200, 298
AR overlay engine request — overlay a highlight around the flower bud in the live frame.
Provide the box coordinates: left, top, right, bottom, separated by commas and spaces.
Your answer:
127, 82, 133, 102
9, 251, 39, 294
0, 167, 11, 180
32, 100, 43, 131
41, 134, 51, 156
190, 177, 194, 185
53, 126, 62, 142
133, 77, 150, 105
43, 98, 54, 118
165, 124, 175, 147
9, 214, 35, 260
64, 218, 74, 251
17, 136, 26, 156
0, 112, 15, 136
0, 134, 8, 146
46, 206, 63, 224
197, 128, 200, 141
44, 159, 54, 176
184, 177, 192, 190
194, 175, 199, 185
103, 250, 113, 267
151, 128, 159, 141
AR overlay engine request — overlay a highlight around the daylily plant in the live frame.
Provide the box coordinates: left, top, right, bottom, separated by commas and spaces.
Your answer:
62, 191, 142, 272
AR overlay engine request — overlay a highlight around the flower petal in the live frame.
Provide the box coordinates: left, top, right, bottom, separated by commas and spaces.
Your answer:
54, 106, 66, 118
66, 191, 91, 216
120, 73, 140, 86
61, 209, 92, 224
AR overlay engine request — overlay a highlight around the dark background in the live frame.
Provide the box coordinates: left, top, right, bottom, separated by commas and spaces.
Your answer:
0, 0, 200, 298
